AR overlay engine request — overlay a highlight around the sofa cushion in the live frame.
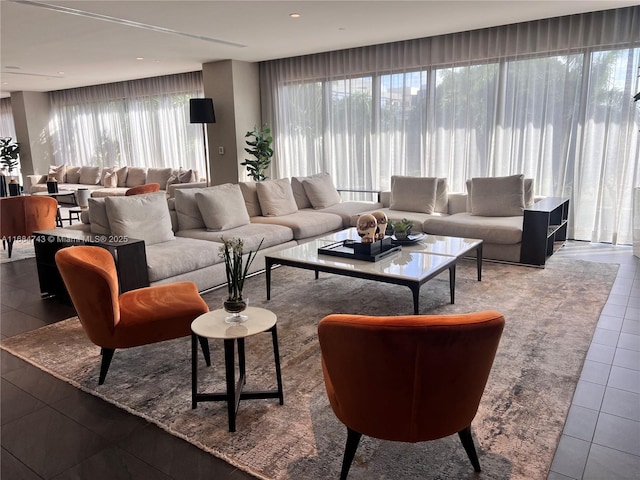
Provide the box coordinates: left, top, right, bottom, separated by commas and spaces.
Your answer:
239, 182, 263, 217
290, 176, 313, 209
87, 197, 110, 235
390, 176, 438, 214
470, 174, 524, 216
423, 212, 523, 245
435, 178, 449, 214
48, 164, 66, 182
144, 237, 222, 283
79, 166, 101, 185
177, 223, 294, 251
114, 166, 128, 187
174, 188, 206, 230
302, 173, 342, 209
251, 211, 342, 240
147, 168, 173, 189
65, 166, 81, 183
105, 192, 174, 245
256, 178, 298, 216
90, 187, 129, 197
310, 201, 384, 228
351, 208, 446, 233
125, 167, 147, 187
195, 184, 250, 231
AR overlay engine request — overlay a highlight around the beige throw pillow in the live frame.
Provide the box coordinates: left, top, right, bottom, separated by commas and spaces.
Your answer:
302, 173, 342, 209
125, 167, 147, 187
390, 176, 438, 214
88, 197, 110, 235
239, 182, 263, 217
48, 164, 66, 182
103, 171, 118, 188
174, 188, 206, 230
290, 176, 313, 209
79, 166, 101, 185
65, 166, 81, 184
105, 192, 174, 245
435, 178, 449, 214
256, 178, 298, 216
470, 174, 525, 216
147, 168, 173, 188
195, 184, 250, 231
114, 166, 128, 187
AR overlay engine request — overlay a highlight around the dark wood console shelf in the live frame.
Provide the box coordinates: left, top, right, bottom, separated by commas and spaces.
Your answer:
34, 228, 149, 300
520, 197, 570, 266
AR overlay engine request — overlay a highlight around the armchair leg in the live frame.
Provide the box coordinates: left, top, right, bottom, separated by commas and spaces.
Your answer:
6, 238, 13, 258
340, 427, 362, 480
198, 336, 211, 366
99, 348, 115, 385
458, 425, 481, 472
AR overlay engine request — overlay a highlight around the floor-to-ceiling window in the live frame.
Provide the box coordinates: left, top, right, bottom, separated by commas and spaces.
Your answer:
262, 7, 639, 244
49, 71, 205, 174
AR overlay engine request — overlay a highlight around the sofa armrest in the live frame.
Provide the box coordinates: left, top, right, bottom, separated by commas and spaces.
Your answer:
167, 181, 207, 198
24, 174, 46, 193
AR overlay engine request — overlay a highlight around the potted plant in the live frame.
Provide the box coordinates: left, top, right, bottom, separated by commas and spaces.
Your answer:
219, 237, 264, 323
241, 124, 273, 181
390, 218, 414, 239
0, 137, 21, 196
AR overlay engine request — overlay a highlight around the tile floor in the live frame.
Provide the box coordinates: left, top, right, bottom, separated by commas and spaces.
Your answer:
1, 240, 638, 479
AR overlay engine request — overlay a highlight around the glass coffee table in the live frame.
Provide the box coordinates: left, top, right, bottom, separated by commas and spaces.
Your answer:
265, 228, 482, 314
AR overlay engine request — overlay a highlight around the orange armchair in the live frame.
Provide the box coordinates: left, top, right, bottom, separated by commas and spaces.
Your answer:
55, 245, 210, 384
318, 310, 505, 478
1, 195, 58, 257
125, 183, 161, 196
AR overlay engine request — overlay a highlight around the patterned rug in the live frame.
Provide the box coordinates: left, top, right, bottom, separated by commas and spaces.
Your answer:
0, 256, 618, 479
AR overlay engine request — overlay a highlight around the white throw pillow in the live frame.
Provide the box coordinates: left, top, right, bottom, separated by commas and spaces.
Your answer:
239, 182, 263, 217
302, 173, 342, 209
103, 171, 118, 188
290, 176, 313, 209
178, 169, 197, 183
65, 166, 81, 184
147, 168, 173, 188
88, 197, 110, 235
105, 192, 175, 245
48, 164, 66, 182
79, 166, 101, 185
390, 176, 438, 214
470, 174, 525, 216
195, 184, 250, 231
256, 178, 298, 216
125, 167, 147, 187
174, 188, 206, 230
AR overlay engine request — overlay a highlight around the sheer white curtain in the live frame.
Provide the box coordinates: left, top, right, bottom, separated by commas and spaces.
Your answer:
261, 7, 640, 244
49, 72, 205, 174
0, 98, 16, 139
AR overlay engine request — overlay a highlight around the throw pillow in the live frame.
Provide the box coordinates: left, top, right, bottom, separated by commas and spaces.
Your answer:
239, 182, 263, 217
178, 169, 197, 183
48, 164, 66, 182
470, 174, 525, 216
256, 178, 298, 216
195, 184, 250, 231
174, 188, 206, 230
103, 171, 118, 188
290, 176, 313, 209
87, 198, 110, 235
146, 168, 173, 188
302, 173, 342, 209
435, 178, 449, 214
390, 176, 438, 214
114, 166, 128, 187
125, 167, 147, 187
65, 166, 81, 184
524, 178, 534, 207
79, 166, 101, 185
166, 174, 180, 191
105, 192, 175, 245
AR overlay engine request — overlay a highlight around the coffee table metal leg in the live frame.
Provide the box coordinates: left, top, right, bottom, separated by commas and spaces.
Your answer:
270, 325, 284, 405
476, 244, 483, 281
191, 333, 198, 409
224, 339, 237, 432
449, 265, 456, 304
266, 259, 272, 300
411, 286, 420, 314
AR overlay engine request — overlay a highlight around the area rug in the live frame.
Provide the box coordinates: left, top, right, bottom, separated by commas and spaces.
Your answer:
0, 239, 36, 263
0, 256, 618, 479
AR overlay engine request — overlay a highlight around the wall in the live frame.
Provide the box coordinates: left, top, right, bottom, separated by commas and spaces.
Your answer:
9, 91, 52, 178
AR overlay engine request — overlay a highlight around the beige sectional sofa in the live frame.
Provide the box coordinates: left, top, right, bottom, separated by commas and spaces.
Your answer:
58, 173, 382, 294
25, 164, 205, 198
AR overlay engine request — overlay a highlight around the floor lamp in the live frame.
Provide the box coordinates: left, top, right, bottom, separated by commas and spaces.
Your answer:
190, 98, 216, 186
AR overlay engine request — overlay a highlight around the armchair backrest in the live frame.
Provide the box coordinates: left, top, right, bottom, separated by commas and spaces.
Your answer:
55, 246, 121, 347
318, 310, 505, 443
0, 196, 57, 238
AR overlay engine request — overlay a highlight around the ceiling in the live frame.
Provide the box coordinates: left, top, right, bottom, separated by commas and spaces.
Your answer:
1, 1, 637, 98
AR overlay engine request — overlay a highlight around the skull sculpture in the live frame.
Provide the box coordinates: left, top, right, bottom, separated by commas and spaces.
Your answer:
356, 214, 378, 243
370, 210, 388, 240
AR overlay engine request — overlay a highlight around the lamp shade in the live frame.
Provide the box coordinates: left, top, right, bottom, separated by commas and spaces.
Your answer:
190, 98, 216, 124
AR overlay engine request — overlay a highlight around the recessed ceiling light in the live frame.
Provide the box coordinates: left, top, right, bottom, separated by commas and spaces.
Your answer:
58, 71, 65, 75
289, 13, 301, 18
136, 57, 144, 61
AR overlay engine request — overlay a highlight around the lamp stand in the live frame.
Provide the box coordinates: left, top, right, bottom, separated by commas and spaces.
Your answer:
201, 123, 210, 187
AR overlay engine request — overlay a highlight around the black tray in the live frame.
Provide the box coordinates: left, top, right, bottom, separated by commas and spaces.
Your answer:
318, 239, 401, 262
